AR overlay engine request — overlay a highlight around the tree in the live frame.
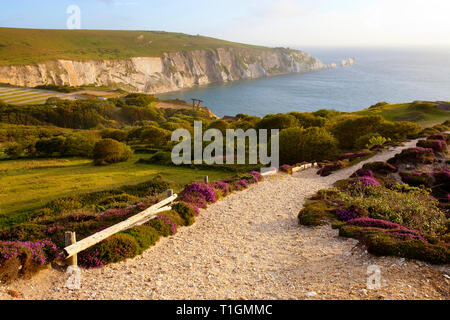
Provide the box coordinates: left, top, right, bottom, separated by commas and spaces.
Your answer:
5, 142, 24, 159
93, 139, 133, 166
279, 127, 338, 164
256, 114, 298, 130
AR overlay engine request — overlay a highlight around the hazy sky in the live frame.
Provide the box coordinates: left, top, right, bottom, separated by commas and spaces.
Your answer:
1, 0, 449, 47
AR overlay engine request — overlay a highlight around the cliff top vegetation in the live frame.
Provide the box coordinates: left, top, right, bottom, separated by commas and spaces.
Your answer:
0, 28, 290, 66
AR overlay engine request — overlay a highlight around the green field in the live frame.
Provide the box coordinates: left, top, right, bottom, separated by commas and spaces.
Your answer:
357, 102, 450, 127
0, 154, 233, 224
0, 86, 66, 104
0, 28, 268, 66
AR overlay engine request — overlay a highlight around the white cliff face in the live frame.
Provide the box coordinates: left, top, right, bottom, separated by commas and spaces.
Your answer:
0, 48, 326, 94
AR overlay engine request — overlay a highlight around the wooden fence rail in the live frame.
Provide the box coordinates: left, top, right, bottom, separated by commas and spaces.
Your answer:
63, 191, 178, 263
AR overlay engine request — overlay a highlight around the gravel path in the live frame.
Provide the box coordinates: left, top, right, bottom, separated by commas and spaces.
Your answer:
1, 139, 449, 300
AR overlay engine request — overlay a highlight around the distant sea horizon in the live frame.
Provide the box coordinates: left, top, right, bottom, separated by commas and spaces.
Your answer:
158, 46, 450, 118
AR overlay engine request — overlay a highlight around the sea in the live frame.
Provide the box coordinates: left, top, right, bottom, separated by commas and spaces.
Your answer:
158, 47, 450, 118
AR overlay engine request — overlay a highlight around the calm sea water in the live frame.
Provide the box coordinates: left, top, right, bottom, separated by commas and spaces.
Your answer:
158, 47, 450, 118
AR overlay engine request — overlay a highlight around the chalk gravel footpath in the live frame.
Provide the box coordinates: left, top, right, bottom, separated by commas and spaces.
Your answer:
1, 139, 449, 300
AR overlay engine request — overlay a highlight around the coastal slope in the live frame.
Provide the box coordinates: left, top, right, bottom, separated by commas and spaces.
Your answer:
0, 29, 326, 94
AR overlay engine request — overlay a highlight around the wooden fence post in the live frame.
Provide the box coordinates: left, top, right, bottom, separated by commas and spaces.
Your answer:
65, 231, 77, 266
203, 176, 209, 184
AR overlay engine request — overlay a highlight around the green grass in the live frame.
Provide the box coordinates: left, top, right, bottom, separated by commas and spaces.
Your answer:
357, 102, 450, 127
0, 28, 270, 66
0, 154, 234, 222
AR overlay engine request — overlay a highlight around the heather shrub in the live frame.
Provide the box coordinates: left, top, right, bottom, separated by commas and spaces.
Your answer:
122, 226, 160, 253
317, 161, 344, 177
417, 139, 448, 153
338, 151, 372, 161
181, 183, 217, 208
146, 215, 176, 237
334, 206, 362, 222
212, 181, 230, 198
79, 233, 140, 268
387, 147, 435, 165
280, 164, 294, 175
298, 201, 338, 226
352, 169, 374, 177
362, 161, 398, 175
0, 240, 60, 282
427, 134, 449, 142
173, 202, 197, 226
400, 171, 434, 187
337, 225, 449, 264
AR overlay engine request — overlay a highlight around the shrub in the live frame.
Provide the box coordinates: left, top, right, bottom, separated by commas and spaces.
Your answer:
173, 202, 197, 226
331, 115, 384, 149
400, 171, 434, 188
298, 201, 338, 226
256, 114, 298, 130
280, 164, 294, 174
213, 181, 231, 198
334, 207, 362, 222
317, 161, 344, 177
387, 147, 435, 165
181, 183, 217, 208
352, 169, 374, 177
344, 186, 447, 237
417, 139, 447, 153
362, 162, 398, 175
338, 151, 372, 161
122, 226, 160, 253
337, 225, 449, 264
93, 139, 133, 166
4, 142, 24, 159
0, 240, 60, 282
279, 127, 338, 164
350, 176, 381, 187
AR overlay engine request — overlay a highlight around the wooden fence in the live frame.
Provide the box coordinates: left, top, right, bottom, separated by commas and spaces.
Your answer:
63, 189, 177, 266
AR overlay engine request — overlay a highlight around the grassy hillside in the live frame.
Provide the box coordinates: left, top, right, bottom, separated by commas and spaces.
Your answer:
357, 101, 450, 127
0, 28, 268, 66
0, 154, 233, 227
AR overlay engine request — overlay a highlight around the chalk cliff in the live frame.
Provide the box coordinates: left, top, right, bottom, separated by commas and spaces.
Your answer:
0, 47, 326, 94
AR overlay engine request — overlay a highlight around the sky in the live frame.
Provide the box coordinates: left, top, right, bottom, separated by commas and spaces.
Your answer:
1, 0, 450, 48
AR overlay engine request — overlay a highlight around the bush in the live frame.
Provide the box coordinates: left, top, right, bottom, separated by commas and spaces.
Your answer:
298, 201, 338, 226
317, 161, 344, 177
173, 202, 197, 226
147, 215, 177, 237
387, 147, 435, 166
122, 226, 160, 253
181, 183, 217, 208
337, 225, 449, 264
331, 115, 384, 149
400, 171, 434, 188
362, 162, 398, 175
256, 114, 298, 130
4, 142, 24, 159
93, 138, 133, 166
417, 139, 448, 153
279, 127, 338, 164
78, 233, 140, 268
